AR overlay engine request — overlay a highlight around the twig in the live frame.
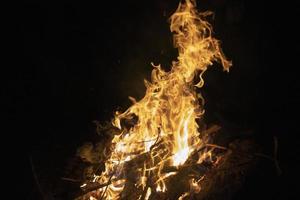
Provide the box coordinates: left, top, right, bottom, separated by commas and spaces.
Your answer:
74, 182, 112, 199
216, 161, 253, 172
140, 134, 160, 200
150, 133, 161, 152
204, 125, 221, 135
61, 177, 82, 183
273, 136, 282, 175
254, 136, 281, 176
205, 144, 227, 150
29, 156, 45, 200
195, 143, 227, 155
99, 160, 121, 200
98, 173, 114, 200
140, 177, 151, 200
254, 153, 273, 161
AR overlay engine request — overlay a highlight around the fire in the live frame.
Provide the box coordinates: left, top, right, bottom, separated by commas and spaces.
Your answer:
83, 0, 231, 199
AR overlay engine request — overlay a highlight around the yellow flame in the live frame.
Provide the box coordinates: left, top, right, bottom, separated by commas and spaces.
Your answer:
178, 192, 189, 200
190, 178, 201, 193
145, 187, 151, 200
92, 0, 231, 199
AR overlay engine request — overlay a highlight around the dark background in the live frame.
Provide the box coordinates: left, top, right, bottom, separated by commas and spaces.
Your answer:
12, 0, 300, 199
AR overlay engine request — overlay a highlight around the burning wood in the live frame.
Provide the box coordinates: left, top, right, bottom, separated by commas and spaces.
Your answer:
77, 0, 233, 199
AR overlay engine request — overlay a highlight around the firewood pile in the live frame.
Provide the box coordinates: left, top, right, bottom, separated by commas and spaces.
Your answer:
57, 124, 260, 200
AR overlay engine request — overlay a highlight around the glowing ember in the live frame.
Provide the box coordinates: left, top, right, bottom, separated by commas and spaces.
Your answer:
82, 0, 231, 199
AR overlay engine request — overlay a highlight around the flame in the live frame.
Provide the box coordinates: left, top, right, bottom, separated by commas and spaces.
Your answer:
89, 0, 231, 199
145, 187, 152, 200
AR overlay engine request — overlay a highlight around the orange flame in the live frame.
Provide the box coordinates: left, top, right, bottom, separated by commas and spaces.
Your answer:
88, 0, 231, 199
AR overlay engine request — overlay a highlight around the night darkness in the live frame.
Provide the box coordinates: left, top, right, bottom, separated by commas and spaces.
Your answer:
14, 0, 300, 199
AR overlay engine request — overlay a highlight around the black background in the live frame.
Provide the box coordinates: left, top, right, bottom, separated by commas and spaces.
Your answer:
12, 0, 300, 199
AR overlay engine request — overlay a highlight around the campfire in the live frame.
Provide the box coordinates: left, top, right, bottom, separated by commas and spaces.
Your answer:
76, 0, 235, 199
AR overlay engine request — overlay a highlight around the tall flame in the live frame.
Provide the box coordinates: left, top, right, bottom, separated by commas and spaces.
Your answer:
88, 0, 231, 199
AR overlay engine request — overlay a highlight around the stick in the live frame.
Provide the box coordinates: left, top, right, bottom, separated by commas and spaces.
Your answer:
29, 156, 45, 200
98, 174, 114, 200
74, 182, 111, 199
61, 177, 82, 183
273, 136, 282, 175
